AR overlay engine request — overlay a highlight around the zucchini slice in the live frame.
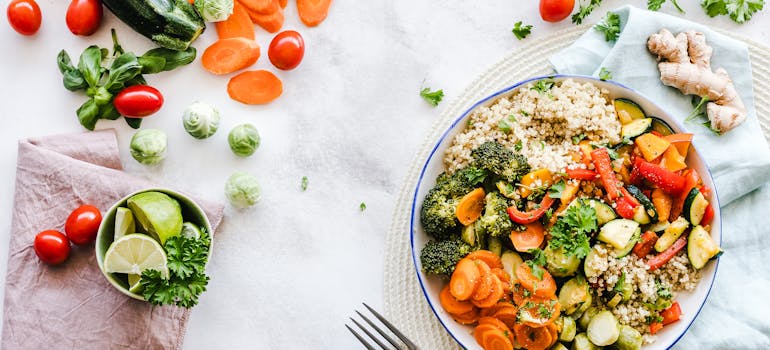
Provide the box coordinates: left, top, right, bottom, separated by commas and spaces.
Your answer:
487, 237, 503, 256
583, 198, 617, 225
626, 185, 658, 222
614, 98, 646, 125
621, 118, 653, 139
650, 116, 675, 136
632, 205, 651, 225
583, 246, 602, 279
587, 310, 620, 346
648, 220, 669, 233
559, 316, 577, 342
501, 250, 524, 284
614, 228, 640, 258
683, 187, 710, 226
655, 216, 690, 252
597, 219, 640, 250
688, 225, 722, 269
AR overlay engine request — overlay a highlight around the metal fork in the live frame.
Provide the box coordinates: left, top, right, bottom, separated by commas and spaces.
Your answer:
346, 303, 419, 350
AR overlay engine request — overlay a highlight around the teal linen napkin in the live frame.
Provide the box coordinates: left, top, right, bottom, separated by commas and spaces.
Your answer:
550, 5, 770, 349
550, 5, 770, 205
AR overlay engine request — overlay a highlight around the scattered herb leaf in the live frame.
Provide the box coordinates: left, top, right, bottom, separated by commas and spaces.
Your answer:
572, 133, 586, 145
702, 0, 765, 23
526, 248, 547, 280
360, 202, 367, 211
595, 12, 622, 42
572, 0, 604, 24
649, 0, 685, 13
548, 180, 566, 199
599, 67, 612, 81
512, 21, 533, 40
420, 87, 444, 107
301, 176, 309, 191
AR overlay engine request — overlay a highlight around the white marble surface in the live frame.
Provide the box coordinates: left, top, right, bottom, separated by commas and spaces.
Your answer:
0, 1, 768, 349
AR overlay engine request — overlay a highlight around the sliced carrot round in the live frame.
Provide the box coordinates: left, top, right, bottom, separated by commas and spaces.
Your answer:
514, 323, 552, 350
297, 0, 332, 27
466, 250, 504, 269
510, 222, 545, 252
515, 263, 556, 298
482, 327, 514, 350
215, 2, 255, 40
493, 305, 520, 331
479, 302, 515, 318
439, 285, 474, 315
449, 258, 481, 301
455, 188, 485, 225
452, 308, 480, 325
227, 70, 283, 105
472, 271, 495, 301
511, 283, 529, 306
518, 296, 560, 328
472, 274, 504, 309
202, 38, 261, 75
474, 324, 500, 346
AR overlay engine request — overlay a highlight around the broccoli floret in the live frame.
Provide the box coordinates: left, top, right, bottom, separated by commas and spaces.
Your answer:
420, 169, 485, 240
471, 141, 530, 183
476, 191, 516, 238
420, 239, 473, 276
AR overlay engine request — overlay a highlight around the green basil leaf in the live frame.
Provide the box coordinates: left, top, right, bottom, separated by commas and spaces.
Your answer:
63, 69, 87, 91
93, 86, 113, 106
77, 99, 100, 130
100, 103, 121, 120
125, 117, 142, 129
105, 52, 142, 92
126, 75, 147, 86
138, 56, 167, 74
57, 50, 75, 74
78, 46, 103, 88
141, 46, 196, 72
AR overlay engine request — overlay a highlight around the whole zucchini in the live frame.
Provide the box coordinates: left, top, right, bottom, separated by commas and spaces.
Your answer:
102, 0, 205, 51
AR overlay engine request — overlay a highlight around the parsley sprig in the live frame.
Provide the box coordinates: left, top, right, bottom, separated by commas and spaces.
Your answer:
648, 0, 685, 13
420, 87, 444, 107
595, 12, 621, 42
598, 67, 612, 81
512, 21, 533, 40
572, 0, 603, 24
702, 0, 765, 23
526, 248, 547, 280
547, 202, 597, 259
141, 231, 211, 308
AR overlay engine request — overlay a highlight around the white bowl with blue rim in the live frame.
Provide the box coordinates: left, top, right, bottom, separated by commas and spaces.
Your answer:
409, 75, 721, 350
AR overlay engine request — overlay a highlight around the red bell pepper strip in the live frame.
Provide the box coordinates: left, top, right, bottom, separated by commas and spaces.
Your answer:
507, 195, 555, 224
701, 204, 715, 226
566, 168, 598, 181
649, 322, 664, 335
615, 197, 637, 220
661, 302, 682, 326
647, 234, 688, 271
670, 169, 702, 220
591, 148, 621, 200
637, 160, 687, 195
698, 184, 712, 197
633, 231, 659, 259
629, 157, 644, 186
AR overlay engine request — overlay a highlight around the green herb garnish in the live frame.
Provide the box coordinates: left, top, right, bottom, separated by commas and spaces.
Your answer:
595, 12, 621, 42
141, 231, 211, 308
301, 176, 309, 191
598, 67, 612, 81
420, 87, 444, 107
512, 21, 533, 40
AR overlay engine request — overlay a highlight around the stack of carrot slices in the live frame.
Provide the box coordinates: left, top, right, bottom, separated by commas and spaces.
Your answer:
439, 250, 561, 350
202, 0, 333, 105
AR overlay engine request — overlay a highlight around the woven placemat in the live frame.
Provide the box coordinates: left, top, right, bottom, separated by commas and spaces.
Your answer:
383, 25, 770, 349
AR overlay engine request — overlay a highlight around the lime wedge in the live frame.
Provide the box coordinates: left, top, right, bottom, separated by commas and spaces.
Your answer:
127, 191, 183, 245
127, 274, 143, 294
180, 222, 202, 240
103, 234, 168, 278
114, 207, 136, 241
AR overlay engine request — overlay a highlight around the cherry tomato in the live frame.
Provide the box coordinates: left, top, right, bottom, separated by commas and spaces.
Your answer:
113, 85, 164, 117
268, 30, 305, 71
539, 0, 575, 22
6, 0, 41, 36
66, 0, 103, 36
65, 204, 102, 245
34, 230, 71, 265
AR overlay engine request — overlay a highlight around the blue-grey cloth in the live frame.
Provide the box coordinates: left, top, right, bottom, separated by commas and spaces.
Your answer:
550, 5, 770, 349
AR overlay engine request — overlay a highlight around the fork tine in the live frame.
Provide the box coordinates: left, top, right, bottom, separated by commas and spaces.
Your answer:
355, 311, 401, 349
363, 303, 418, 350
346, 324, 378, 350
350, 318, 391, 350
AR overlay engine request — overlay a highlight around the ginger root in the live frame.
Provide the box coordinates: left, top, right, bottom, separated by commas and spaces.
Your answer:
647, 28, 746, 133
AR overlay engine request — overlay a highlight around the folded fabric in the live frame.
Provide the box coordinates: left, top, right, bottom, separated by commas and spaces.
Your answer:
1, 130, 224, 349
549, 5, 770, 206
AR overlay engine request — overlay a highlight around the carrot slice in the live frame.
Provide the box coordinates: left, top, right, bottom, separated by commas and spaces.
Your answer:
545, 322, 558, 347
453, 308, 480, 325
239, 0, 278, 13
297, 0, 332, 26
466, 250, 503, 269
474, 324, 500, 346
511, 283, 529, 306
472, 266, 494, 302
518, 296, 560, 328
202, 38, 261, 75
455, 188, 485, 225
515, 264, 556, 298
480, 302, 516, 317
439, 285, 475, 316
472, 274, 504, 309
227, 70, 283, 105
215, 2, 255, 40
246, 5, 284, 33
493, 305, 520, 330
482, 327, 514, 350
509, 222, 545, 252
279, 0, 287, 7
479, 316, 511, 332
450, 258, 481, 301
514, 323, 552, 350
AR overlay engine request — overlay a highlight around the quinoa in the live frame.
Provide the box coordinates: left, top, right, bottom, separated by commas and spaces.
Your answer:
585, 244, 700, 343
444, 79, 621, 174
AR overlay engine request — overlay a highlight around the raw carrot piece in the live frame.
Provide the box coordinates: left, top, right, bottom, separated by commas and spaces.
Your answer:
482, 327, 514, 350
279, 0, 287, 7
215, 2, 255, 40
514, 323, 552, 350
509, 222, 545, 253
227, 70, 283, 105
455, 188, 486, 225
246, 5, 284, 33
439, 285, 475, 316
472, 274, 504, 309
297, 0, 332, 27
466, 250, 503, 269
239, 0, 277, 13
515, 264, 556, 298
450, 258, 481, 301
202, 38, 261, 75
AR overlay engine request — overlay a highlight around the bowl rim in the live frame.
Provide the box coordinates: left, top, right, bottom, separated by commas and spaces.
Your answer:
94, 187, 214, 301
408, 74, 722, 349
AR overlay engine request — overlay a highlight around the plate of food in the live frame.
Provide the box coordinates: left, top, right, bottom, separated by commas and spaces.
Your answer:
410, 75, 722, 350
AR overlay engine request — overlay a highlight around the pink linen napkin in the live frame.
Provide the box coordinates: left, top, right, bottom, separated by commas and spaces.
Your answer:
1, 129, 224, 349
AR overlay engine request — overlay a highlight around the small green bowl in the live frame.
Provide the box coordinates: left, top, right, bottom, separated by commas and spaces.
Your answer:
95, 188, 213, 301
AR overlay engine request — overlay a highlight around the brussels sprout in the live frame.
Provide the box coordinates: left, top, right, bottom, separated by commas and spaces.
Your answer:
545, 242, 581, 277
130, 129, 167, 165
228, 124, 260, 157
194, 0, 234, 22
225, 171, 261, 208
183, 101, 221, 139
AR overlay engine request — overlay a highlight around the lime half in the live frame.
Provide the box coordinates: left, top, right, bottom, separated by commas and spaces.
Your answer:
103, 234, 168, 278
127, 274, 143, 294
114, 207, 136, 241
